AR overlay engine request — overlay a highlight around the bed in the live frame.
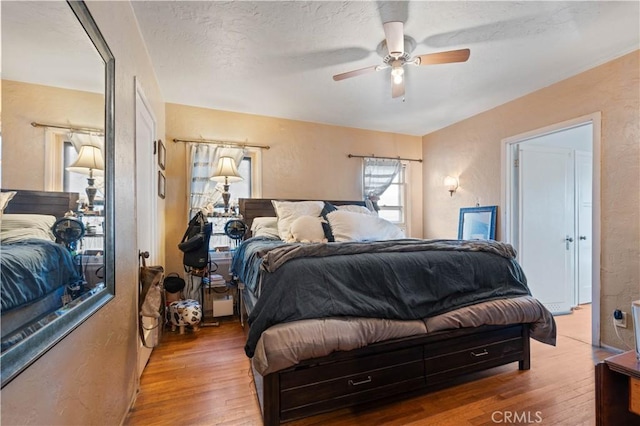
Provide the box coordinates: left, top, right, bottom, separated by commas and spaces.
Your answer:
234, 198, 556, 425
0, 189, 81, 351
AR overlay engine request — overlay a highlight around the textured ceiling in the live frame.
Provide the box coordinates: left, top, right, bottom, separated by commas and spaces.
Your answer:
130, 1, 639, 136
2, 1, 104, 94
3, 2, 638, 136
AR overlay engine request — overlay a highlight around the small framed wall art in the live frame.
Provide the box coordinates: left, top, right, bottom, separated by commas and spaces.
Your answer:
157, 139, 166, 170
158, 170, 166, 199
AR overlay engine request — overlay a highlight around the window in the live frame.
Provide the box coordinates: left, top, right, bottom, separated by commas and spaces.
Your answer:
213, 156, 252, 209
61, 139, 105, 213
363, 158, 407, 231
377, 164, 406, 227
44, 131, 104, 209
63, 141, 84, 193
207, 157, 252, 250
186, 144, 262, 249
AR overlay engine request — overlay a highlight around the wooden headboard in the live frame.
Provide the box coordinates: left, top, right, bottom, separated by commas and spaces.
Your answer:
2, 189, 79, 218
239, 198, 366, 238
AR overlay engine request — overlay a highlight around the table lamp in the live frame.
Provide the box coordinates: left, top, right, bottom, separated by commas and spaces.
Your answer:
66, 144, 104, 212
210, 156, 243, 213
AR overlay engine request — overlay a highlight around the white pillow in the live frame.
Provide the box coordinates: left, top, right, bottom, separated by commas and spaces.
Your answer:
326, 210, 405, 242
251, 217, 278, 231
0, 214, 56, 243
287, 215, 327, 243
337, 204, 377, 216
0, 191, 17, 229
250, 217, 279, 239
0, 191, 16, 212
271, 200, 324, 241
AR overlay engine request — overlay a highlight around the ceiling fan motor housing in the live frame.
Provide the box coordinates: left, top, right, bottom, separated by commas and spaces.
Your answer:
376, 36, 416, 66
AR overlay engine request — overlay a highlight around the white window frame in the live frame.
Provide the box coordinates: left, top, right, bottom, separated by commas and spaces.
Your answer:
44, 128, 67, 191
245, 147, 262, 198
378, 162, 409, 233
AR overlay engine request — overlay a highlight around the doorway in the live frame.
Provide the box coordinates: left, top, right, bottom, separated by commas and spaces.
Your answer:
502, 113, 601, 345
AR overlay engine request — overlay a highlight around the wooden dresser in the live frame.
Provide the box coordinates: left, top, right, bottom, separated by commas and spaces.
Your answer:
595, 351, 640, 425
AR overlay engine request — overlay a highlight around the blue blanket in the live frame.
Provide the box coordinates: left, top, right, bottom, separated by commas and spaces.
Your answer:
1, 239, 81, 313
234, 238, 532, 358
231, 236, 285, 295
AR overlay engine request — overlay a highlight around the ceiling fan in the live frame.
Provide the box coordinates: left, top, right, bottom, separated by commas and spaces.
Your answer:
333, 21, 470, 99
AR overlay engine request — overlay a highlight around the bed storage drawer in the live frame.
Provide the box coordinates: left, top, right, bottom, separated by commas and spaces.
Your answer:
279, 346, 424, 420
424, 325, 524, 384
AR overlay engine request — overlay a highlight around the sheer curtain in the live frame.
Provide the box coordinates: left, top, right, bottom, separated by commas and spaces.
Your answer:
186, 144, 245, 219
363, 157, 401, 211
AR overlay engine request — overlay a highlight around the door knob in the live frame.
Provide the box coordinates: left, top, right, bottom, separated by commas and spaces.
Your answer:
579, 236, 587, 240
565, 236, 574, 250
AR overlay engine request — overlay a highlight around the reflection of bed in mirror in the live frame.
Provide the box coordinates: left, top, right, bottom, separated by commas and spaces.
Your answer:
0, 189, 88, 351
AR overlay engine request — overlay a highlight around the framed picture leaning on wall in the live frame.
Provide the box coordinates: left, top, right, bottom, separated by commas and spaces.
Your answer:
458, 206, 497, 240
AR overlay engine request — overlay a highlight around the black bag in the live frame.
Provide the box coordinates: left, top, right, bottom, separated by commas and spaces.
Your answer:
164, 272, 186, 294
178, 212, 212, 270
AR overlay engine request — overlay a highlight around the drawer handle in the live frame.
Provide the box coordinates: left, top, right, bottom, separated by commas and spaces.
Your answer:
471, 349, 489, 357
348, 376, 372, 387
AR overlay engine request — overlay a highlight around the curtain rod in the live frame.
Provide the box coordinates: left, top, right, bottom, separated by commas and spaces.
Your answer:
173, 138, 270, 150
31, 121, 104, 136
348, 153, 422, 163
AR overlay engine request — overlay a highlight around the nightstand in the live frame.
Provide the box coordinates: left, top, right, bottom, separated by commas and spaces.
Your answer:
595, 351, 640, 425
202, 252, 236, 320
80, 215, 104, 253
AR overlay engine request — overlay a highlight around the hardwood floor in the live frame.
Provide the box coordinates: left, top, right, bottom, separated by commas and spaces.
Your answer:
125, 304, 614, 426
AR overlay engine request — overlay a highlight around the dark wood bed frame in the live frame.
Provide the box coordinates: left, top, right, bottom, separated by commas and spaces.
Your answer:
238, 198, 532, 426
2, 189, 79, 218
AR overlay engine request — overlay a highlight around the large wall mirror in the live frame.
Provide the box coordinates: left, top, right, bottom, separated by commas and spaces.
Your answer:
0, 1, 115, 387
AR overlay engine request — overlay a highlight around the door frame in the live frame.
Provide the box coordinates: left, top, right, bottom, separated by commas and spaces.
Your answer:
500, 112, 601, 346
134, 78, 160, 265
134, 77, 161, 377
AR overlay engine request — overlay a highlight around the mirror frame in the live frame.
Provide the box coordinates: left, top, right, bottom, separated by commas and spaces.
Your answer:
0, 0, 115, 388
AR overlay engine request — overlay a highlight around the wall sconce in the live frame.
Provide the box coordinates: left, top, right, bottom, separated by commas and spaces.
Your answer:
210, 156, 243, 213
444, 176, 459, 197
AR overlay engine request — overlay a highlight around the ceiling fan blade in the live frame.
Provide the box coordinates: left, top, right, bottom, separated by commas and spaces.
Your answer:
416, 48, 470, 66
333, 65, 379, 81
391, 75, 405, 99
383, 21, 404, 58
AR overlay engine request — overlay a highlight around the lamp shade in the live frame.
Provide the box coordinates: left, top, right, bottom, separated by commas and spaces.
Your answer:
210, 156, 243, 182
66, 145, 105, 176
444, 176, 459, 190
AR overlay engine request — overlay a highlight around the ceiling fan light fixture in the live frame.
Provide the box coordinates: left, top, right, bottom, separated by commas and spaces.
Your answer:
391, 62, 404, 84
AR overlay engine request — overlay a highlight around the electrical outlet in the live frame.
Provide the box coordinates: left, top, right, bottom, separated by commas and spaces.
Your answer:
614, 311, 628, 328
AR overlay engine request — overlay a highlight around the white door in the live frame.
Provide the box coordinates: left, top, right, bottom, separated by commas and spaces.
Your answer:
135, 80, 159, 377
518, 144, 575, 314
576, 151, 593, 304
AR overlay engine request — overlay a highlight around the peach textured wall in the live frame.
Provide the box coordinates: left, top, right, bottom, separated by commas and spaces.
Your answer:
422, 50, 640, 349
1, 80, 104, 189
164, 103, 423, 275
1, 2, 165, 425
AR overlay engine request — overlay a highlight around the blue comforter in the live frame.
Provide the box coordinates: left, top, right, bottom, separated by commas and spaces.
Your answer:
233, 238, 532, 358
1, 239, 81, 313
